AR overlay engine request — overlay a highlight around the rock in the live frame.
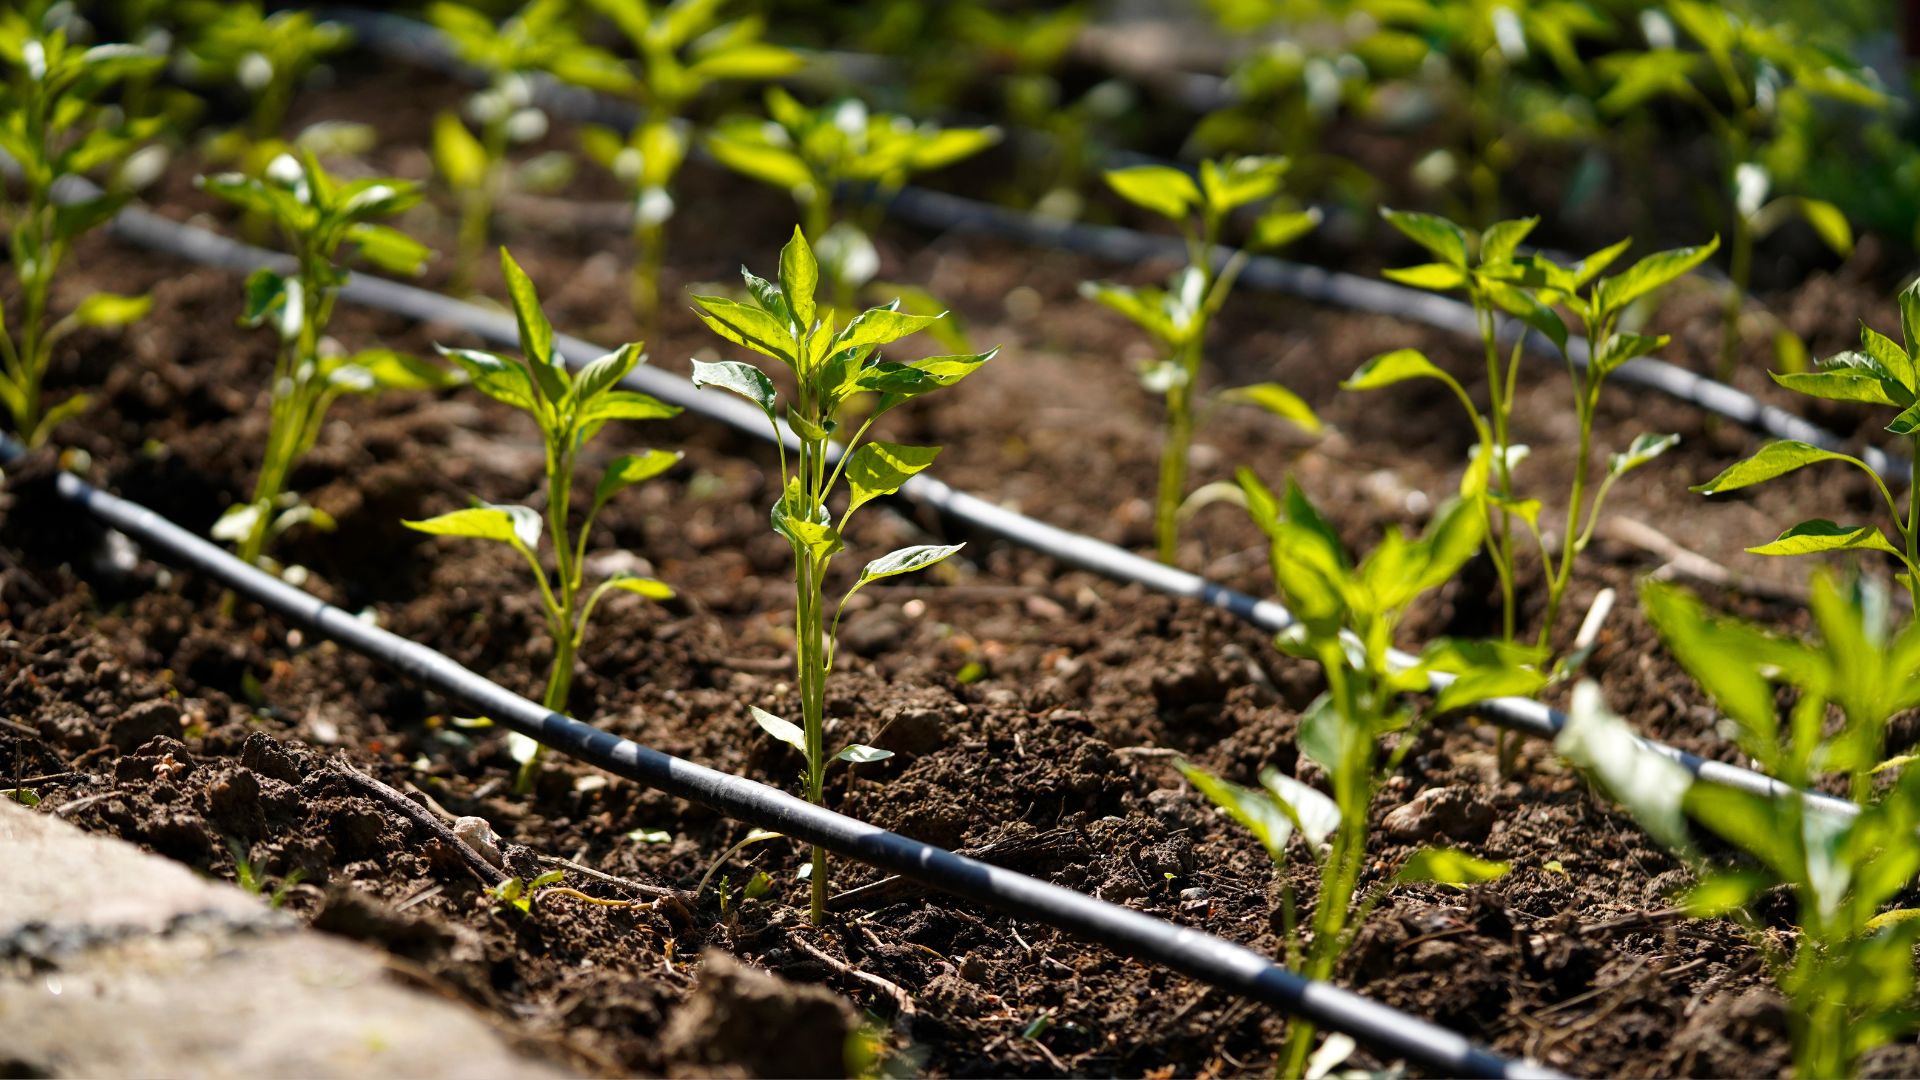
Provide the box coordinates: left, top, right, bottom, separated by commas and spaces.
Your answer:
1382, 785, 1493, 842
875, 700, 951, 757
108, 699, 180, 753
661, 950, 856, 1078
240, 731, 304, 784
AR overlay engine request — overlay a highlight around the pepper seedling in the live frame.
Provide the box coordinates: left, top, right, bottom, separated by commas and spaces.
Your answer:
179, 2, 350, 142
1179, 468, 1533, 1079
706, 89, 998, 307
1081, 157, 1321, 565
1694, 280, 1920, 611
1561, 572, 1920, 1080
577, 0, 802, 329
407, 248, 681, 794
199, 152, 450, 574
427, 0, 627, 294
1596, 1, 1883, 378
0, 7, 164, 446
692, 226, 995, 924
1352, 209, 1711, 653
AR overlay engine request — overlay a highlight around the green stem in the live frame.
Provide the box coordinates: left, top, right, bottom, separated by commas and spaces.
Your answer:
1719, 210, 1753, 383
1478, 300, 1518, 642
1155, 358, 1196, 566
631, 218, 666, 334
1541, 394, 1595, 651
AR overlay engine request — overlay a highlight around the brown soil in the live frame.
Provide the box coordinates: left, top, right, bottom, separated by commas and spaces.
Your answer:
4, 60, 1914, 1078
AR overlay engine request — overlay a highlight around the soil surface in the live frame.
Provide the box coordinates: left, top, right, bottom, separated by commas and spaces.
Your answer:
4, 57, 1916, 1078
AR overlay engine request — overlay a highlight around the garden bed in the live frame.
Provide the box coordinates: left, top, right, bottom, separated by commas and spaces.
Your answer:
4, 56, 1912, 1079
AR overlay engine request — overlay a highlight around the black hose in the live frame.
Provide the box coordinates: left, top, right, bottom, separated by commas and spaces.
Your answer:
313, 7, 1901, 481
101, 201, 1861, 822
0, 435, 1556, 1080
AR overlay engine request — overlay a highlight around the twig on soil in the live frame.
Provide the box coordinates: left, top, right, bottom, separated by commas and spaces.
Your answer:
0, 716, 40, 737
332, 761, 508, 888
1603, 517, 1809, 605
1114, 746, 1182, 760
787, 930, 918, 1021
1576, 906, 1689, 937
532, 853, 689, 903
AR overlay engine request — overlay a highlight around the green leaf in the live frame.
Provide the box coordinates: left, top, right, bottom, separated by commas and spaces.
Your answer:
1433, 665, 1546, 712
705, 131, 812, 193
1679, 870, 1771, 917
498, 248, 555, 369
1175, 760, 1293, 863
347, 223, 431, 276
1382, 263, 1470, 290
1217, 383, 1319, 432
1380, 208, 1468, 268
1748, 520, 1902, 557
833, 307, 942, 356
691, 358, 777, 419
1608, 433, 1680, 479
1597, 237, 1719, 313
1394, 847, 1511, 887
1250, 206, 1319, 250
569, 343, 643, 406
1888, 400, 1920, 436
593, 449, 682, 511
844, 442, 941, 516
1691, 441, 1865, 495
1257, 767, 1342, 849
70, 292, 151, 328
1592, 332, 1669, 377
577, 390, 680, 425
850, 543, 964, 592
350, 349, 456, 391
1480, 217, 1538, 264
602, 572, 674, 601
433, 112, 488, 191
1861, 327, 1915, 392
1771, 369, 1902, 407
1799, 198, 1853, 257
693, 295, 796, 365
1103, 165, 1201, 221
1556, 682, 1694, 852
439, 346, 537, 412
403, 503, 542, 549
778, 225, 817, 329
834, 744, 894, 764
750, 704, 809, 759
1341, 348, 1450, 391
1683, 783, 1801, 881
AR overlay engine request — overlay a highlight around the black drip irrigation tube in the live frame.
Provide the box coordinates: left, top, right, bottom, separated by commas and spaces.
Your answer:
0, 435, 1555, 1080
316, 6, 1904, 482
101, 200, 1859, 826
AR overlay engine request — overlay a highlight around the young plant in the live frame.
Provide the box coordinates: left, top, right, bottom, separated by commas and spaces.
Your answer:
1179, 469, 1533, 1078
706, 89, 998, 306
1561, 573, 1920, 1080
1693, 280, 1920, 610
1352, 209, 1713, 650
407, 249, 681, 793
577, 0, 802, 329
1080, 158, 1322, 565
0, 8, 163, 445
199, 152, 447, 573
692, 227, 995, 923
179, 2, 350, 141
428, 0, 626, 294
1597, 0, 1884, 378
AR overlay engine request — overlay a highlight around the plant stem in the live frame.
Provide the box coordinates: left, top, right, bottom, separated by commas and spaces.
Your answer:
631, 219, 665, 334
1907, 437, 1919, 612
1719, 210, 1753, 383
1478, 301, 1518, 642
1154, 345, 1198, 565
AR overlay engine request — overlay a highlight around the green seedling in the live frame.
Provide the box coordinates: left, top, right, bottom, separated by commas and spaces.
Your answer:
1695, 280, 1920, 610
0, 7, 163, 446
706, 89, 998, 306
226, 836, 305, 907
490, 869, 568, 914
578, 0, 802, 329
692, 227, 995, 923
1597, 0, 1883, 378
178, 2, 349, 141
1081, 158, 1321, 565
1561, 572, 1920, 1080
1180, 468, 1531, 1078
429, 0, 626, 294
1355, 209, 1712, 653
199, 152, 448, 575
407, 249, 681, 794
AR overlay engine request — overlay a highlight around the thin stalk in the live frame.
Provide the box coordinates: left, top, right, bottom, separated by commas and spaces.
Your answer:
1478, 299, 1518, 642
1719, 209, 1753, 383
1155, 355, 1196, 566
631, 219, 665, 333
